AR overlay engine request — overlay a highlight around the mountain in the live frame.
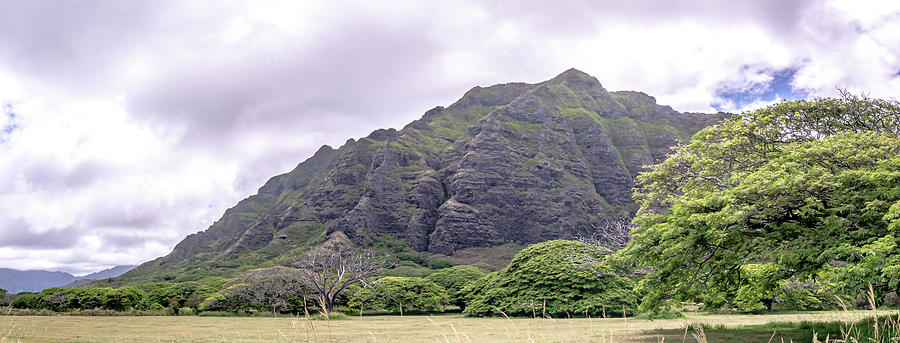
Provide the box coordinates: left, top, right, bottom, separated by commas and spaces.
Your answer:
120, 69, 725, 283
0, 265, 135, 293
0, 269, 74, 294
79, 265, 137, 281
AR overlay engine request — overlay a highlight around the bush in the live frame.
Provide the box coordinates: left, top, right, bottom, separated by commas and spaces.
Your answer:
425, 257, 455, 269
395, 252, 424, 265
10, 293, 40, 309
103, 286, 145, 311
146, 282, 198, 309
349, 277, 450, 313
71, 287, 113, 310
381, 265, 432, 277
462, 240, 639, 318
425, 265, 486, 309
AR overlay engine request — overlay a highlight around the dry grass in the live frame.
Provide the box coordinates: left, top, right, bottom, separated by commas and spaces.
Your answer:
0, 311, 883, 342
810, 284, 900, 343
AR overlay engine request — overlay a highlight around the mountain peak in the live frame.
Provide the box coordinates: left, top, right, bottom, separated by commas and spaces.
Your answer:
549, 68, 598, 85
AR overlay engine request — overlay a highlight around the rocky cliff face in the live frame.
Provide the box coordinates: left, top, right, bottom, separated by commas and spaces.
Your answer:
122, 69, 724, 282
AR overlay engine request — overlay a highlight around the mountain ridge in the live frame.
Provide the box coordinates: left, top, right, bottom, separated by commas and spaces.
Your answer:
0, 265, 136, 293
119, 69, 725, 283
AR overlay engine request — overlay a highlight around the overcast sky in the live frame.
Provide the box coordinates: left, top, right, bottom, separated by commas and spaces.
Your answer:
1, 0, 898, 275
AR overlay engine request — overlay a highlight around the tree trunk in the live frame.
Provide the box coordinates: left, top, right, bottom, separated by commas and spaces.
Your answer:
762, 298, 774, 312
325, 296, 335, 314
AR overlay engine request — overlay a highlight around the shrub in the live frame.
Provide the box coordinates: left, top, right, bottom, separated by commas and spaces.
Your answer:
10, 293, 40, 309
395, 252, 424, 265
425, 257, 455, 269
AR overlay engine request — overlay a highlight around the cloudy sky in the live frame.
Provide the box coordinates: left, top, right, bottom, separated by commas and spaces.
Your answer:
1, 0, 898, 275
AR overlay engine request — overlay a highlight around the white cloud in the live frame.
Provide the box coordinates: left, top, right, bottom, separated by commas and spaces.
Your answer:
0, 0, 898, 274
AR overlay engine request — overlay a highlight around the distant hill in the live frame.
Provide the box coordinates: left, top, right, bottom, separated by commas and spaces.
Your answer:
120, 68, 726, 283
0, 265, 135, 293
79, 265, 136, 281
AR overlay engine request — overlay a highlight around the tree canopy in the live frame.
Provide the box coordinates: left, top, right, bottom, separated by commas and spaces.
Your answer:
425, 265, 486, 309
348, 276, 450, 314
621, 93, 900, 311
463, 240, 638, 317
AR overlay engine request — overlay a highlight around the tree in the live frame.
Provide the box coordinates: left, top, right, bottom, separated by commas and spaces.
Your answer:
293, 244, 385, 313
103, 286, 145, 311
622, 93, 900, 311
147, 283, 197, 310
425, 265, 486, 309
241, 266, 310, 314
348, 277, 450, 314
205, 266, 310, 314
0, 288, 7, 299
463, 240, 638, 317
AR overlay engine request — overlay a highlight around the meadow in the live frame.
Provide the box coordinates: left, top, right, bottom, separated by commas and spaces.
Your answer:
0, 310, 889, 342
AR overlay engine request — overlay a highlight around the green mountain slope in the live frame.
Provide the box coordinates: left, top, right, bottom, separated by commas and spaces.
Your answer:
120, 69, 724, 282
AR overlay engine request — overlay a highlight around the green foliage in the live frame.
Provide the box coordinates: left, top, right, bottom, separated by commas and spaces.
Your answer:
425, 265, 486, 309
395, 252, 424, 265
425, 257, 455, 269
10, 293, 40, 310
499, 119, 541, 134
69, 287, 112, 310
462, 240, 638, 317
5, 279, 226, 313
349, 277, 450, 313
10, 286, 152, 312
381, 265, 433, 277
146, 283, 200, 309
730, 263, 782, 312
623, 94, 900, 311
103, 286, 145, 311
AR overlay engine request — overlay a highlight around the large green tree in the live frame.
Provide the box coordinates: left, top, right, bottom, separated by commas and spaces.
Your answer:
425, 265, 486, 309
622, 93, 900, 311
464, 240, 638, 317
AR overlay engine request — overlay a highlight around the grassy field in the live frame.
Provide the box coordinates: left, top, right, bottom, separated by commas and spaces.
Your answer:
0, 311, 890, 342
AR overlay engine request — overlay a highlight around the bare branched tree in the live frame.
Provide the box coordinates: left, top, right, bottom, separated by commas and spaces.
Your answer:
210, 266, 311, 315
579, 217, 635, 255
243, 266, 311, 315
569, 217, 649, 277
293, 244, 386, 313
